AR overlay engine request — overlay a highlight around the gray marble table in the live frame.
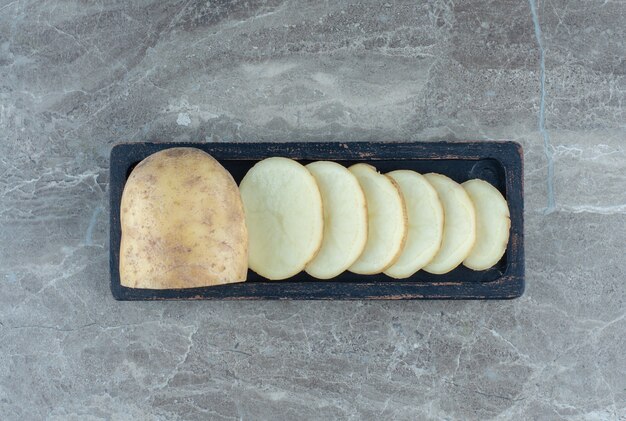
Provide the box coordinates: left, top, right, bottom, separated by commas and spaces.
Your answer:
1, 0, 625, 419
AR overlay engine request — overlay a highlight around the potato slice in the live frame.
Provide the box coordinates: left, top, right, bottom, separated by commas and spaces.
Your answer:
240, 157, 323, 280
384, 170, 444, 279
462, 179, 511, 270
119, 148, 247, 289
422, 173, 476, 274
305, 161, 368, 279
348, 164, 407, 275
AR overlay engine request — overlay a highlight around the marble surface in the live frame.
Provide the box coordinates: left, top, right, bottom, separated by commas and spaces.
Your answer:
1, 0, 625, 419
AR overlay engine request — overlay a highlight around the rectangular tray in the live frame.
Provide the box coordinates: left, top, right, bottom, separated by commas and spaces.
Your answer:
110, 141, 524, 300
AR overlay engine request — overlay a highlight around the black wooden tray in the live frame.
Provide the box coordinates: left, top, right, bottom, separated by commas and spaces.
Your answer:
110, 141, 524, 300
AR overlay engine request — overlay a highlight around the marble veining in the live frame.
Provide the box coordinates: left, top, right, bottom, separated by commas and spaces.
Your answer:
1, 0, 625, 419
528, 0, 556, 213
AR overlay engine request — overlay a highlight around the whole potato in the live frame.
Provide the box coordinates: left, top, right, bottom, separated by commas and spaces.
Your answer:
120, 148, 247, 289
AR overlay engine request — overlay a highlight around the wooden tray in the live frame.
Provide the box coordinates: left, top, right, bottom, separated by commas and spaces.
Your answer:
110, 141, 524, 300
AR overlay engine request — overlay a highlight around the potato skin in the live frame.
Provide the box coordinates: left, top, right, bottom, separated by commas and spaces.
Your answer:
120, 148, 247, 289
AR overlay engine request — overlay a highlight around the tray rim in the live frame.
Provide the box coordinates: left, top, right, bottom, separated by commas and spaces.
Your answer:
109, 141, 524, 300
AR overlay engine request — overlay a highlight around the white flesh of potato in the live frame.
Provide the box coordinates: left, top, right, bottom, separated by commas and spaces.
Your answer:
462, 179, 511, 270
240, 157, 323, 280
422, 173, 476, 274
348, 164, 407, 275
305, 161, 368, 279
384, 170, 444, 279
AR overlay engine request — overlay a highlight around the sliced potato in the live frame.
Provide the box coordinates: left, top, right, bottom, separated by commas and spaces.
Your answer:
305, 161, 368, 279
462, 179, 511, 270
348, 164, 407, 275
422, 173, 476, 274
120, 147, 247, 289
240, 157, 323, 280
384, 170, 444, 279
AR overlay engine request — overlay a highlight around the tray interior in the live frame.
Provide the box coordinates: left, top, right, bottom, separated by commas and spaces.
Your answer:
124, 157, 508, 284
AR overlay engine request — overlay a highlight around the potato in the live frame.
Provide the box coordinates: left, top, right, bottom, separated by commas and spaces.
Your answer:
422, 173, 476, 274
239, 157, 324, 280
348, 164, 407, 275
384, 170, 444, 279
305, 161, 368, 279
119, 148, 247, 289
462, 179, 511, 270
